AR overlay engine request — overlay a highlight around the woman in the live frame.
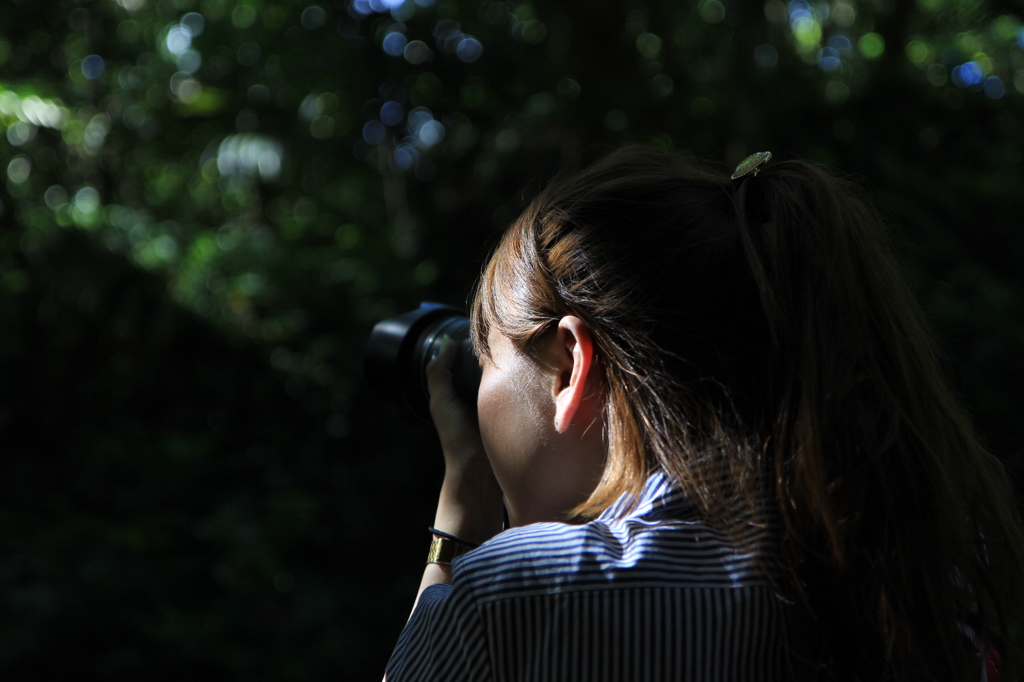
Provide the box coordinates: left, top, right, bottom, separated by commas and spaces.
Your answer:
385, 147, 1024, 681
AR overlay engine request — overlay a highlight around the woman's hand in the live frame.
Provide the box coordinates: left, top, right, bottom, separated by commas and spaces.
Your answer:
425, 336, 505, 547
405, 337, 505, 614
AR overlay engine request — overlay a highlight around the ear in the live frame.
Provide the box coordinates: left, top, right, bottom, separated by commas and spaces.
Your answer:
551, 316, 597, 434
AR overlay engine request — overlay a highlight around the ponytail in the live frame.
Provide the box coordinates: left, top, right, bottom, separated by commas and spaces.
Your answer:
735, 161, 1024, 680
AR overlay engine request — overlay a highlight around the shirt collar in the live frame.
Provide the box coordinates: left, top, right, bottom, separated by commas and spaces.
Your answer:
596, 468, 694, 522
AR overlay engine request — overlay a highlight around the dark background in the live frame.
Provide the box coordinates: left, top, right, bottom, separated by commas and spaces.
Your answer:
1, 0, 1023, 678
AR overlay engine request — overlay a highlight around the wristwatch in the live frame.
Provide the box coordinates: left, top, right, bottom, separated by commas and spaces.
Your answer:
426, 536, 475, 565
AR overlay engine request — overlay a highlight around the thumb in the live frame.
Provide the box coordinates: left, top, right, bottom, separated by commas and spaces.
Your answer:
425, 334, 459, 406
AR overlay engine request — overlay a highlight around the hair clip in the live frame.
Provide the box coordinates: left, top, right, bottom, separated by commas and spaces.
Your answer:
731, 151, 772, 180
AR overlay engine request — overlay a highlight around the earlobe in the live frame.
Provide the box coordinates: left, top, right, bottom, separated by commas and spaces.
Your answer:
552, 316, 596, 434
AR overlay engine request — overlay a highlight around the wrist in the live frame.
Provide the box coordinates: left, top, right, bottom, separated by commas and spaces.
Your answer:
425, 528, 477, 565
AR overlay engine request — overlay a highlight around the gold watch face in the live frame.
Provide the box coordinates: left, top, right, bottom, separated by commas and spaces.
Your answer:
426, 537, 471, 565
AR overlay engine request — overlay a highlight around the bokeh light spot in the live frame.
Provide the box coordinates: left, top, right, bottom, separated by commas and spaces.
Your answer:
605, 109, 629, 132
819, 56, 841, 72
434, 20, 462, 53
391, 144, 420, 171
918, 127, 939, 151
7, 156, 31, 184
951, 61, 984, 88
526, 92, 555, 117
335, 223, 361, 249
44, 185, 68, 209
955, 33, 980, 57
764, 0, 787, 24
456, 37, 483, 63
217, 134, 284, 181
407, 107, 434, 133
362, 120, 387, 145
416, 120, 444, 147
248, 84, 271, 104
298, 94, 322, 122
689, 97, 715, 120
825, 81, 849, 104
831, 0, 855, 27
788, 3, 823, 54
404, 40, 433, 64
927, 63, 947, 86
310, 115, 335, 139
380, 101, 405, 126
301, 6, 326, 30
117, 20, 142, 44
792, 15, 814, 32
82, 55, 106, 80
636, 32, 662, 59
413, 259, 439, 285
232, 4, 257, 29
651, 74, 673, 97
12, 94, 67, 129
258, 151, 281, 180
906, 40, 930, 66
170, 73, 203, 102
153, 235, 179, 261
494, 128, 519, 153
827, 34, 852, 57
176, 50, 202, 74
379, 81, 407, 103
983, 76, 1005, 99
351, 0, 373, 15
383, 31, 408, 56
859, 33, 885, 60
971, 52, 994, 76
557, 78, 581, 99
754, 44, 778, 68
166, 26, 192, 55
789, 1, 812, 27
6, 121, 35, 146
237, 42, 261, 66
699, 0, 726, 24
521, 20, 547, 44
74, 186, 101, 213
181, 12, 205, 37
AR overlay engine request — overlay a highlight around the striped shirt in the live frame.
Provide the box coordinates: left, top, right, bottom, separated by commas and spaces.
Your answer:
386, 470, 802, 681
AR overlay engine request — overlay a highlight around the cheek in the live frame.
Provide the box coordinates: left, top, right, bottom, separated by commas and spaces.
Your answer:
475, 374, 502, 456
476, 373, 519, 475
476, 369, 549, 492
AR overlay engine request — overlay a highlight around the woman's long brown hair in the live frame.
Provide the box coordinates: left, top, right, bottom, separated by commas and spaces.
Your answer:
471, 146, 1024, 681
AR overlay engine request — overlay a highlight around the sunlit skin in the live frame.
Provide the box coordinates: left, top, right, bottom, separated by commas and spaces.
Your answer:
407, 316, 607, 607
476, 321, 606, 527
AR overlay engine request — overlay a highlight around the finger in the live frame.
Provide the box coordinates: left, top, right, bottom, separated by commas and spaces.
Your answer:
425, 334, 458, 402
427, 333, 456, 370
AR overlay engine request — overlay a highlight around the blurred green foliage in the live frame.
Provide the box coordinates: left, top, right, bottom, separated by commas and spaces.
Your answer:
1, 0, 1023, 678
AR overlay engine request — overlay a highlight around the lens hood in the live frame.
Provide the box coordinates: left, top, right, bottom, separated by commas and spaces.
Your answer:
365, 303, 481, 423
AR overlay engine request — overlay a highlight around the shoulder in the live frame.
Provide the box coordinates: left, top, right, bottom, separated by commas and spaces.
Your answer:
451, 514, 774, 604
450, 522, 591, 595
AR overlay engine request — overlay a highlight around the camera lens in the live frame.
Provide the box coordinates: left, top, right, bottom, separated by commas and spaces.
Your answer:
365, 303, 482, 423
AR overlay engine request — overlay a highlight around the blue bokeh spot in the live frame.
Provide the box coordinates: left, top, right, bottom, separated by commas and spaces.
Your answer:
82, 55, 106, 80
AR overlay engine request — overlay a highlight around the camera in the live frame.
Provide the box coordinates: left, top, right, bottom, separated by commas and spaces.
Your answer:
365, 303, 482, 423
